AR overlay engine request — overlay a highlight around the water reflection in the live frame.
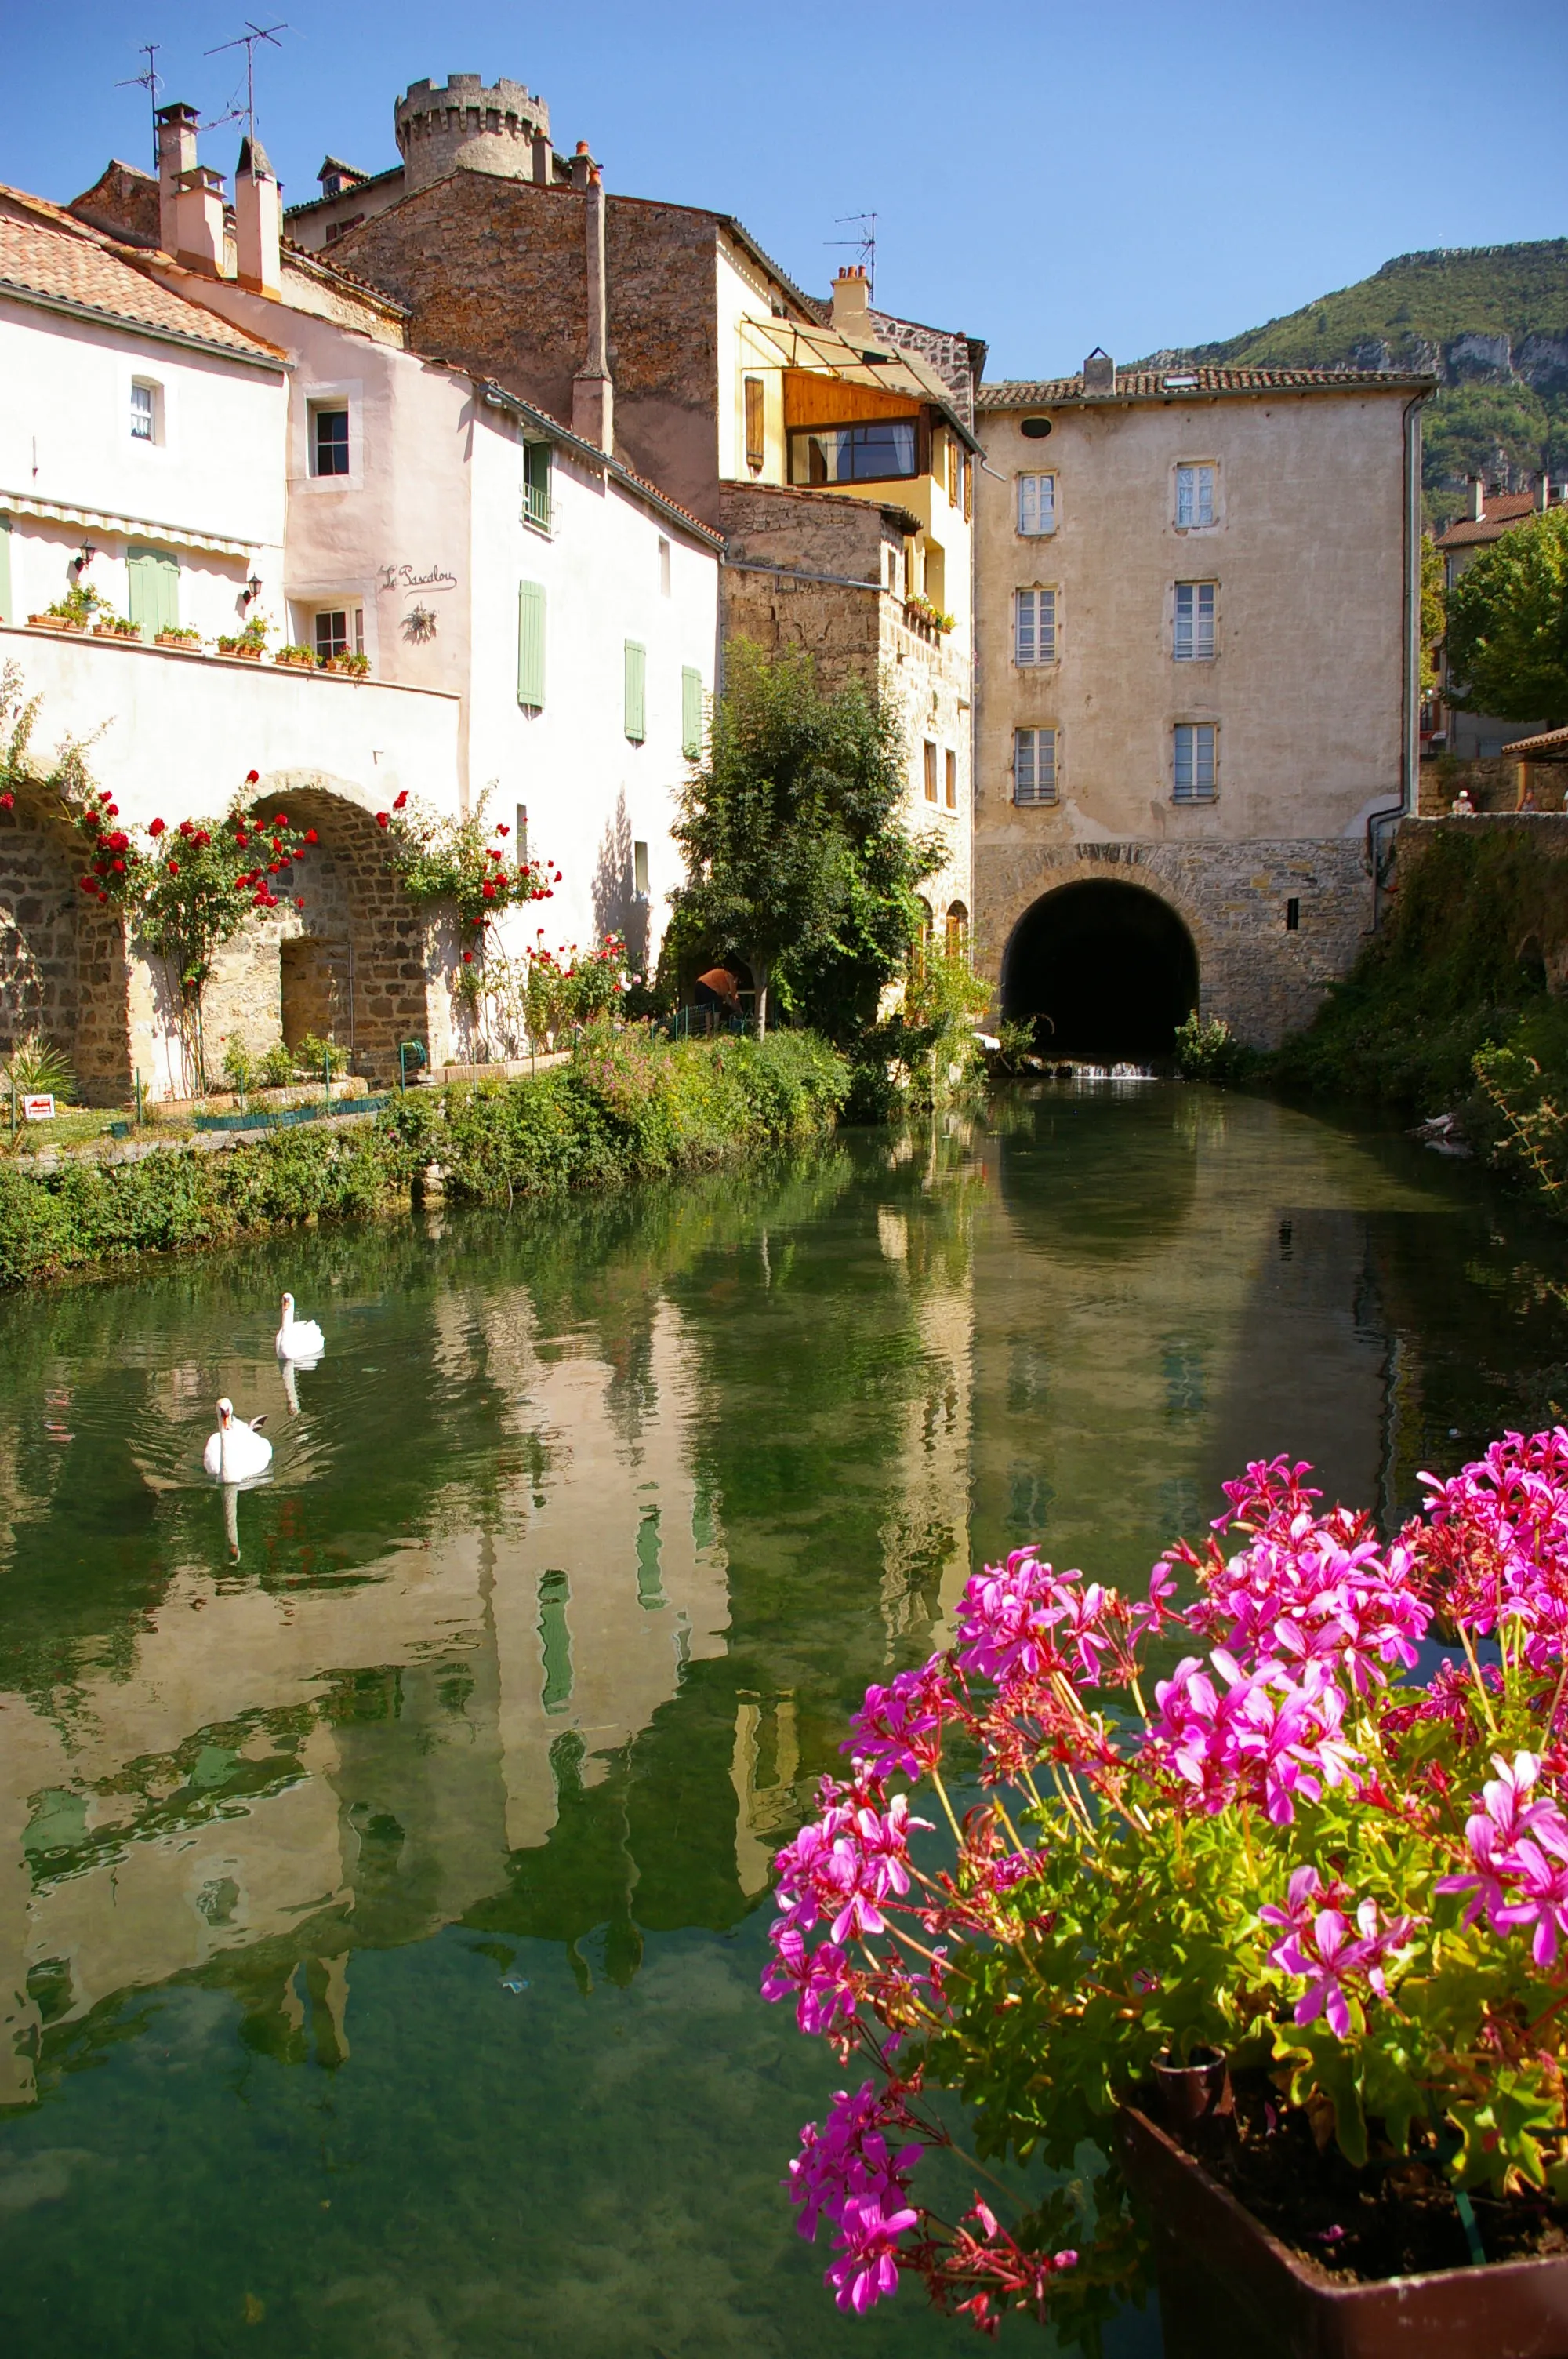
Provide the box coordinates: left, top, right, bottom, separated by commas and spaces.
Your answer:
2, 1090, 1566, 2355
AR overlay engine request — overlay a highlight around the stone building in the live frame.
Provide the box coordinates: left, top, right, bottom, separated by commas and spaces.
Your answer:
973, 361, 1431, 1052
1429, 480, 1565, 776
295, 75, 982, 941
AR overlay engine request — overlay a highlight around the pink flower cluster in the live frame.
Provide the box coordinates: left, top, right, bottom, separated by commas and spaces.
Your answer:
1144, 1651, 1360, 1824
1439, 1751, 1568, 1965
1260, 1866, 1418, 2034
1420, 1428, 1568, 1674
788, 2078, 923, 2313
771, 1776, 931, 1950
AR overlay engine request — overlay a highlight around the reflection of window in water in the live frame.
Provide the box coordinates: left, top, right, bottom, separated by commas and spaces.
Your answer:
1007, 1339, 1051, 1411
637, 1507, 665, 1611
1007, 1463, 1054, 1536
691, 1485, 717, 1552
1157, 1474, 1203, 1543
1163, 1342, 1206, 1419
538, 1568, 572, 1713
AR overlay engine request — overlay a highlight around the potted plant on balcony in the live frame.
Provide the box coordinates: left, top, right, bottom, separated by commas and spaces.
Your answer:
215, 612, 270, 661
762, 1431, 1568, 2350
91, 612, 142, 641
29, 583, 102, 634
272, 642, 319, 671
155, 624, 203, 651
321, 649, 370, 678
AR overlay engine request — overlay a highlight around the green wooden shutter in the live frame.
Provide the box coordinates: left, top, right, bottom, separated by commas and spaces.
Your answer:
517, 580, 546, 709
681, 665, 703, 760
0, 515, 10, 626
127, 547, 179, 638
624, 640, 646, 743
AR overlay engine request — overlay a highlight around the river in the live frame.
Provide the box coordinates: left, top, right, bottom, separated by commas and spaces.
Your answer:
2, 1083, 1565, 2356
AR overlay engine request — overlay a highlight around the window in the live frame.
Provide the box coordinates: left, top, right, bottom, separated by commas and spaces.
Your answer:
1014, 728, 1057, 805
1285, 896, 1300, 932
129, 380, 158, 442
744, 376, 765, 472
312, 405, 350, 478
1017, 474, 1055, 536
788, 419, 918, 486
1174, 581, 1216, 660
885, 544, 900, 594
681, 666, 704, 759
314, 609, 348, 660
946, 434, 960, 507
924, 740, 938, 803
659, 536, 671, 597
523, 440, 552, 531
633, 841, 650, 897
945, 748, 957, 811
1173, 722, 1217, 802
1014, 587, 1057, 666
945, 902, 967, 954
1175, 464, 1215, 529
624, 640, 646, 743
517, 581, 546, 709
963, 452, 972, 522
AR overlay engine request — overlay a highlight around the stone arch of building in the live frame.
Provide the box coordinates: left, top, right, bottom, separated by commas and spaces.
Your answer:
0, 776, 132, 1103
1001, 871, 1200, 1061
201, 769, 452, 1089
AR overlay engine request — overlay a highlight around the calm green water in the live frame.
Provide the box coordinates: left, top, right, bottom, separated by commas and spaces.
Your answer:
2, 1085, 1566, 2357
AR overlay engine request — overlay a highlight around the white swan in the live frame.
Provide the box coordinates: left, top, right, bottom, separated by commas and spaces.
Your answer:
275, 1292, 325, 1361
203, 1398, 273, 1482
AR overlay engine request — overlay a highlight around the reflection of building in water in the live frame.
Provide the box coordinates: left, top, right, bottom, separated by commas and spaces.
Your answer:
0, 1296, 726, 2106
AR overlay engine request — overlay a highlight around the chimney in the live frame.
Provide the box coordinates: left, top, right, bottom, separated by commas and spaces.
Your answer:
570, 139, 596, 193
572, 167, 613, 452
1541, 474, 1552, 514
1469, 478, 1486, 523
1083, 347, 1115, 395
831, 265, 871, 336
532, 128, 554, 184
156, 101, 200, 255
175, 164, 227, 274
235, 135, 282, 298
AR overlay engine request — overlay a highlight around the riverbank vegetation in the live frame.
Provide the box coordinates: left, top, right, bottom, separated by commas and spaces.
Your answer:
0, 1028, 849, 1290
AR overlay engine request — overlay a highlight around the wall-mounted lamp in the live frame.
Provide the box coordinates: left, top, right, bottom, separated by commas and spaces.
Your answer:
241, 573, 263, 607
71, 542, 96, 577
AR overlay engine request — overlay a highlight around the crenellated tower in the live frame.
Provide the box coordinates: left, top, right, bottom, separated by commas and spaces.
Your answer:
394, 75, 552, 193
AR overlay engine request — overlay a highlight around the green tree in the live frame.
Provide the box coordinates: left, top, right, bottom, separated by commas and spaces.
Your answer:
1445, 506, 1568, 725
670, 642, 938, 1038
1420, 534, 1445, 698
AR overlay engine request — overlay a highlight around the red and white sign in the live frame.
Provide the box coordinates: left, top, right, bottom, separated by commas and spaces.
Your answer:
22, 1093, 56, 1121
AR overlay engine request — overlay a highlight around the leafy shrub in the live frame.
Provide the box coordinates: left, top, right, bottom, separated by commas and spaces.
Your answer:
1174, 1011, 1254, 1084
295, 1032, 350, 1079
220, 1036, 256, 1096
258, 1042, 297, 1089
0, 1033, 76, 1103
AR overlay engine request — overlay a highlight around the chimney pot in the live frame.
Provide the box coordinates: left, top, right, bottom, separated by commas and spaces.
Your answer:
831, 266, 872, 333
1082, 347, 1115, 395
235, 137, 282, 297
1468, 478, 1486, 523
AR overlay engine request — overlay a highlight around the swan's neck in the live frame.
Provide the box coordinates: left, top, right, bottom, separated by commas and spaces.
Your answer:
220, 1422, 239, 1478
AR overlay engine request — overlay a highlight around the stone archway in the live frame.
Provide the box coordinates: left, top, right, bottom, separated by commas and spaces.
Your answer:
1002, 878, 1199, 1060
0, 780, 132, 1104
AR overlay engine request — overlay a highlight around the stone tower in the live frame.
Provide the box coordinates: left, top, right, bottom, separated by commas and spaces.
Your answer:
394, 75, 550, 192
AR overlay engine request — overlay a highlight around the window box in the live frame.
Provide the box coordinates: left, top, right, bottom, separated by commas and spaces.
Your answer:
273, 645, 319, 671
216, 639, 264, 661
156, 627, 203, 650
321, 652, 370, 678
29, 612, 85, 633
92, 617, 141, 640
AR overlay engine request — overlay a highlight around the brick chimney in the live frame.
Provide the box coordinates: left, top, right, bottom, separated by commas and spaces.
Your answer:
1469, 478, 1486, 523
532, 128, 554, 184
155, 102, 199, 255
234, 135, 281, 298
831, 265, 871, 336
1083, 347, 1115, 395
176, 165, 227, 274
572, 167, 613, 453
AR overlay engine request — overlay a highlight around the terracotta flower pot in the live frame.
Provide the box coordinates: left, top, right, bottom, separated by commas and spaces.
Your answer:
156, 632, 202, 651
28, 613, 84, 632
1116, 2103, 1568, 2359
220, 643, 264, 661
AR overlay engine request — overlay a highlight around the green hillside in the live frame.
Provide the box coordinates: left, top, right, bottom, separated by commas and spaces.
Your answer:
1143, 239, 1568, 524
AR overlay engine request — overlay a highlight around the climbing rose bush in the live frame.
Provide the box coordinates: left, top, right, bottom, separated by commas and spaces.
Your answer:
765, 1430, 1568, 2338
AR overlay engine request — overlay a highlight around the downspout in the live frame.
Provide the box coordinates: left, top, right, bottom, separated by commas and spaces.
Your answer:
1369, 387, 1433, 926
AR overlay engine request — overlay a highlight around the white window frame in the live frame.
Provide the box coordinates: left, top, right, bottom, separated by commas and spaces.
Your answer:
299, 381, 364, 492
1173, 722, 1217, 803
1174, 580, 1217, 661
1175, 463, 1218, 530
1014, 586, 1058, 667
1014, 726, 1058, 805
1017, 472, 1057, 536
129, 380, 160, 444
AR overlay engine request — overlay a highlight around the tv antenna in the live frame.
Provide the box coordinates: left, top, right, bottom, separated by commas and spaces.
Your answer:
115, 43, 163, 173
827, 211, 877, 301
204, 20, 289, 144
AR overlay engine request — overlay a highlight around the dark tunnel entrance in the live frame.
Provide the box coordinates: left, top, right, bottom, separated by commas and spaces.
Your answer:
1002, 881, 1199, 1061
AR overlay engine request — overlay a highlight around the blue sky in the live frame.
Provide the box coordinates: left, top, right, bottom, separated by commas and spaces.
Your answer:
5, 0, 1565, 379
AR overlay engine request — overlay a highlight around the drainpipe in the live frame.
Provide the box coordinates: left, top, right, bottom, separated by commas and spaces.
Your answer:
1369, 387, 1433, 927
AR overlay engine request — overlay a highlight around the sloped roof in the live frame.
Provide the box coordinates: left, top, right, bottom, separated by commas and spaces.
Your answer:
0, 185, 285, 367
1434, 491, 1541, 550
1503, 722, 1568, 760
977, 363, 1432, 409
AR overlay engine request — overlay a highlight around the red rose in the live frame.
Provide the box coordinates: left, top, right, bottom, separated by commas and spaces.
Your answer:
168, 860, 179, 875
235, 829, 249, 846
481, 880, 496, 898
393, 791, 408, 811
274, 812, 287, 827
149, 816, 165, 836
0, 791, 13, 810
78, 875, 95, 892
97, 790, 112, 804
463, 951, 473, 964
296, 897, 305, 910
112, 858, 125, 872
376, 812, 389, 828
246, 769, 260, 784
496, 823, 509, 837
268, 863, 280, 875
106, 803, 119, 817
305, 829, 318, 845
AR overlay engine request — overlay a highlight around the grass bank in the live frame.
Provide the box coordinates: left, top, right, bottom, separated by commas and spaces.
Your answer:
0, 1028, 849, 1292
1270, 826, 1568, 1205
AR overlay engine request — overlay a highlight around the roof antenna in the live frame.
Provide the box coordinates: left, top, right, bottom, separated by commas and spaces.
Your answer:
115, 43, 163, 174
204, 20, 289, 144
827, 211, 877, 303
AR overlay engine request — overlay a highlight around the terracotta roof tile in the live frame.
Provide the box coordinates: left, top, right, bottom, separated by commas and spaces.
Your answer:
0, 186, 283, 365
976, 364, 1432, 409
1434, 493, 1542, 549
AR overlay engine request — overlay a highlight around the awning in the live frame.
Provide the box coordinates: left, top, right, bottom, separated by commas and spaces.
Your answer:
0, 488, 262, 561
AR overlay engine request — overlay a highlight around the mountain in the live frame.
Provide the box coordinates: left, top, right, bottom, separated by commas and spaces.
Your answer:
1140, 239, 1568, 524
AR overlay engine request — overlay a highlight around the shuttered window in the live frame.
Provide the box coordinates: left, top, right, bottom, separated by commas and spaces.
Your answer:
0, 514, 10, 626
1014, 587, 1057, 665
1014, 728, 1057, 805
517, 580, 546, 709
126, 546, 180, 638
1173, 722, 1217, 801
924, 740, 938, 802
744, 376, 764, 471
681, 666, 704, 759
523, 442, 552, 533
1017, 473, 1056, 535
1175, 464, 1216, 528
1174, 581, 1216, 660
945, 749, 957, 809
624, 640, 646, 742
